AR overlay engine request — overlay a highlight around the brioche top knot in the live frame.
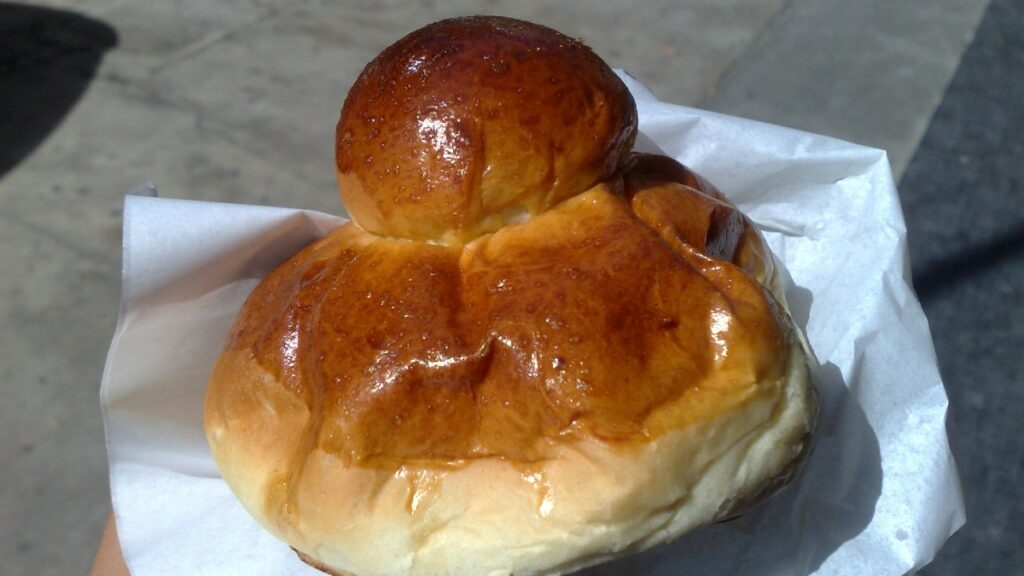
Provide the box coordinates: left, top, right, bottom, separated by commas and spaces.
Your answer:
335, 16, 638, 244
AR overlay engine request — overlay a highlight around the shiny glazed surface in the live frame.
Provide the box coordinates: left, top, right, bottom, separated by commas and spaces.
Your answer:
335, 16, 637, 244
214, 162, 787, 466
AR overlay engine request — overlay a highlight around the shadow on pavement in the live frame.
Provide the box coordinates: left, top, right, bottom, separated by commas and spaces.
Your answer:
913, 225, 1024, 303
900, 0, 1024, 573
0, 2, 118, 178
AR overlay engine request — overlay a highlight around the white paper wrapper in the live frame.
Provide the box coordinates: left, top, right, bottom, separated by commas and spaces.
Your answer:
101, 74, 964, 575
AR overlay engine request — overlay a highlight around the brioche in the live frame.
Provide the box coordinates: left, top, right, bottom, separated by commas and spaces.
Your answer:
335, 16, 636, 244
206, 15, 815, 576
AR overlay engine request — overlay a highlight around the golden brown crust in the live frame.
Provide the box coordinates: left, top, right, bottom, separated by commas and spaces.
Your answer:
625, 154, 744, 260
212, 171, 786, 468
335, 16, 637, 243
207, 278, 813, 576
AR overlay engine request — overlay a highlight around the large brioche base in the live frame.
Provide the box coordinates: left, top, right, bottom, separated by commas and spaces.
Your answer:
207, 306, 813, 576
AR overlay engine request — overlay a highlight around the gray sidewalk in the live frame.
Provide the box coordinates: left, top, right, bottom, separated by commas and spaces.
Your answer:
0, 1, 993, 574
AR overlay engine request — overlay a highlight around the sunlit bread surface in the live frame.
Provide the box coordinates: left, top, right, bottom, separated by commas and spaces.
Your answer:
206, 15, 816, 576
